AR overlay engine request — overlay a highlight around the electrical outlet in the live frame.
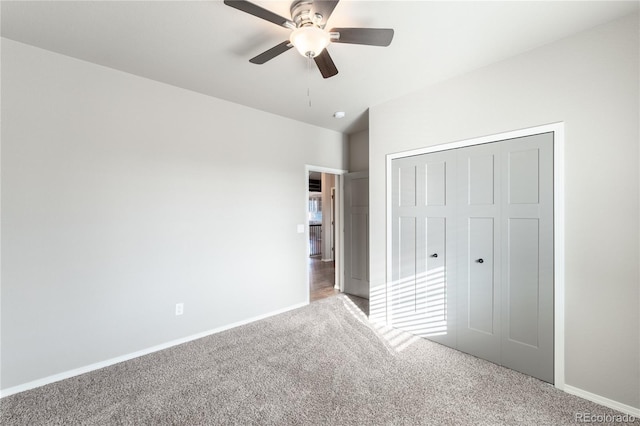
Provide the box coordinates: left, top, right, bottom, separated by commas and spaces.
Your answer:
175, 303, 184, 316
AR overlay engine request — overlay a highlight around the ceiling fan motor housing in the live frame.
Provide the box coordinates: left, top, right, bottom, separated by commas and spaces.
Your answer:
290, 0, 323, 28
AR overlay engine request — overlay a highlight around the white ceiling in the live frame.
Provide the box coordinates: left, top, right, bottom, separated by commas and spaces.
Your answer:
2, 1, 638, 134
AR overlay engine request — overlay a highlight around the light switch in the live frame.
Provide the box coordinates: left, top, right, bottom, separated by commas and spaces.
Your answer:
297, 224, 305, 233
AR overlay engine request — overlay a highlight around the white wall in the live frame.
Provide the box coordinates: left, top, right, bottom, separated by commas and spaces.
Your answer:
369, 13, 639, 410
0, 39, 347, 391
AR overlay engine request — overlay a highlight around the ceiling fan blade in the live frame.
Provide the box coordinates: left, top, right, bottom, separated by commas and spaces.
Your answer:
314, 49, 338, 79
330, 28, 394, 46
223, 0, 295, 29
312, 0, 340, 28
249, 41, 293, 64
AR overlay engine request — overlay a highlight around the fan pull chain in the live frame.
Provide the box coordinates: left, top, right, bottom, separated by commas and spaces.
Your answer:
306, 56, 312, 108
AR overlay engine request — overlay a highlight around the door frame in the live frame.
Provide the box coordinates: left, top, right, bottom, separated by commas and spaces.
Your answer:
305, 165, 348, 303
385, 122, 565, 390
330, 187, 336, 263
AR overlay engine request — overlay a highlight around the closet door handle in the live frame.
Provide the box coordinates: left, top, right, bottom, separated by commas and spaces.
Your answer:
431, 253, 438, 258
476, 258, 484, 264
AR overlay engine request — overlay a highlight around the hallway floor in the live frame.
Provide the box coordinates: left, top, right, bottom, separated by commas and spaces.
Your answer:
308, 257, 369, 315
309, 256, 338, 302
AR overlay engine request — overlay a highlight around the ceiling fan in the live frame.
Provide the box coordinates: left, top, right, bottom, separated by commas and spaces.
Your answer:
223, 0, 394, 79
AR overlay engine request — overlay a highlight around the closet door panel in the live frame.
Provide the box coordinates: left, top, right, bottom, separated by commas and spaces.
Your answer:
468, 154, 495, 205
393, 216, 417, 322
456, 145, 501, 365
424, 217, 447, 336
399, 164, 417, 207
425, 161, 446, 206
391, 152, 456, 344
422, 153, 457, 344
468, 217, 495, 335
508, 149, 539, 204
500, 132, 554, 384
506, 218, 540, 347
390, 157, 419, 327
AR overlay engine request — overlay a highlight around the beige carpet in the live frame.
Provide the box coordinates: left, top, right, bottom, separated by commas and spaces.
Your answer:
1, 294, 636, 425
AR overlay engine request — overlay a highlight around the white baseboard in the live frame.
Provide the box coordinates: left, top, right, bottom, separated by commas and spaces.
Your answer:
0, 301, 308, 399
321, 258, 333, 262
564, 384, 640, 417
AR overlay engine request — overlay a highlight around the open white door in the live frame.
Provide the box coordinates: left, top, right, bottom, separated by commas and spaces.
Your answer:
344, 171, 369, 299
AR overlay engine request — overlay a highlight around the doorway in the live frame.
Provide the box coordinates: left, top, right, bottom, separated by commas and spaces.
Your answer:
306, 167, 345, 302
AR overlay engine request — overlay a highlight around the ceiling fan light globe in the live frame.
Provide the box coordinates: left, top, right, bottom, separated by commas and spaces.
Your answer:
289, 26, 330, 58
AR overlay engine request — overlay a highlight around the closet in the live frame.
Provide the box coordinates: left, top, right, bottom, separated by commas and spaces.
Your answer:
390, 132, 554, 383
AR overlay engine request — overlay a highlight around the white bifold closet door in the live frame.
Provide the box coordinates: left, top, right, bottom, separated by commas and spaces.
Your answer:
390, 132, 554, 384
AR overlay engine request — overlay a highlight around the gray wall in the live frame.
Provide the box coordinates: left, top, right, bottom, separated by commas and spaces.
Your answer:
369, 13, 639, 409
1, 39, 347, 390
348, 129, 369, 172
